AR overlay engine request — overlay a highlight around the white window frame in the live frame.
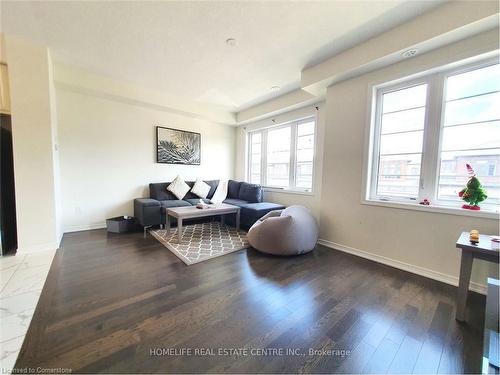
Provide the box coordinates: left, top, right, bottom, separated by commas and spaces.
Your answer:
365, 55, 500, 216
369, 77, 431, 203
246, 116, 317, 193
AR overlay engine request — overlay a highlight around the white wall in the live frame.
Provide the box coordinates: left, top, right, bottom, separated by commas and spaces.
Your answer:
319, 30, 499, 291
54, 64, 235, 125
48, 54, 63, 243
56, 85, 236, 232
0, 34, 6, 63
5, 35, 61, 253
235, 104, 325, 220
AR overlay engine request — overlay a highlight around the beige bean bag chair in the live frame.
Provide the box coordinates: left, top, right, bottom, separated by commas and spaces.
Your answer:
247, 205, 319, 256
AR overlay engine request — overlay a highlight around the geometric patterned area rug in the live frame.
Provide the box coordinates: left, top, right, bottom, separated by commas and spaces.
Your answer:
149, 222, 249, 265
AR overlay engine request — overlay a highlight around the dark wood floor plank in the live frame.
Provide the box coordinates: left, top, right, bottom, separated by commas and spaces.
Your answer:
387, 279, 452, 374
385, 304, 419, 344
304, 266, 404, 374
14, 229, 486, 374
147, 255, 354, 374
101, 261, 337, 372
438, 292, 485, 374
337, 276, 432, 374
362, 337, 400, 374
41, 256, 254, 357
257, 254, 400, 374
388, 335, 423, 374
213, 255, 377, 374
412, 301, 454, 374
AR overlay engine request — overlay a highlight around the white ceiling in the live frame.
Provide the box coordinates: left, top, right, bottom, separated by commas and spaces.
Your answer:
1, 0, 445, 112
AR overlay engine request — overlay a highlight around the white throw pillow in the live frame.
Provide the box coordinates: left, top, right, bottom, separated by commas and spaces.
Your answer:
167, 175, 190, 200
191, 178, 211, 199
210, 180, 228, 204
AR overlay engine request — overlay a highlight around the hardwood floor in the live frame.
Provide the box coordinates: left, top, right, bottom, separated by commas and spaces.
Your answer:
15, 229, 485, 373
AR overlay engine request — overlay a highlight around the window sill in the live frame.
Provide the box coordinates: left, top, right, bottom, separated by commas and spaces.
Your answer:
362, 199, 499, 220
263, 187, 314, 196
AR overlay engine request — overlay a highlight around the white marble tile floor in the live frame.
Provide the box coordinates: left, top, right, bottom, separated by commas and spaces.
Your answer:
0, 250, 55, 372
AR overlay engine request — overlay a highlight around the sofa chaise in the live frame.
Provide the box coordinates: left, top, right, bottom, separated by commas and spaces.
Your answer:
134, 180, 285, 233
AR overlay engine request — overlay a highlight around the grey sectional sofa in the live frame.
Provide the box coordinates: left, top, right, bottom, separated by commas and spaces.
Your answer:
134, 180, 285, 231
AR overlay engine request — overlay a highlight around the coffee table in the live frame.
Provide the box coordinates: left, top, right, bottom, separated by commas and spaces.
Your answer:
455, 232, 499, 321
165, 203, 240, 244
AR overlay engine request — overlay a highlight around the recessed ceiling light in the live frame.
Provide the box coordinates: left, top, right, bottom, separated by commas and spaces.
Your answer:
401, 49, 418, 58
270, 85, 281, 92
226, 38, 236, 46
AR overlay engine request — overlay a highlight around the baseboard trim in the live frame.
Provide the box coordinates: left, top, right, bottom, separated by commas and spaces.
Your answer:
17, 225, 107, 253
64, 223, 107, 233
17, 242, 59, 255
57, 232, 64, 248
317, 238, 487, 295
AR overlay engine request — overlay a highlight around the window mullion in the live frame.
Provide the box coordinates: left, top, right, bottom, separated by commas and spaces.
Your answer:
247, 132, 253, 183
370, 90, 384, 199
420, 74, 443, 202
261, 130, 267, 186
246, 133, 250, 182
289, 124, 297, 189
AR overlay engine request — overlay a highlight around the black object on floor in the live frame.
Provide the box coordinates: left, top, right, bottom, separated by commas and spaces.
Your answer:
106, 216, 135, 233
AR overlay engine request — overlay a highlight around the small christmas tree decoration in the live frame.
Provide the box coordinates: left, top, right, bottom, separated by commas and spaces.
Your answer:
458, 164, 488, 211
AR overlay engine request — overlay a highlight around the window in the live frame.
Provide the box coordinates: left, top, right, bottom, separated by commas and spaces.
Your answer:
438, 64, 500, 205
249, 133, 262, 184
266, 127, 291, 188
296, 121, 315, 189
376, 84, 427, 198
247, 117, 316, 192
368, 58, 500, 211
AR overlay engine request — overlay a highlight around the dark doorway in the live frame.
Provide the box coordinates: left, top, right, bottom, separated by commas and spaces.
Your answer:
1, 113, 17, 255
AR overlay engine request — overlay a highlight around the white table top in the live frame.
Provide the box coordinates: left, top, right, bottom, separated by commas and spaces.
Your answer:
166, 203, 240, 218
